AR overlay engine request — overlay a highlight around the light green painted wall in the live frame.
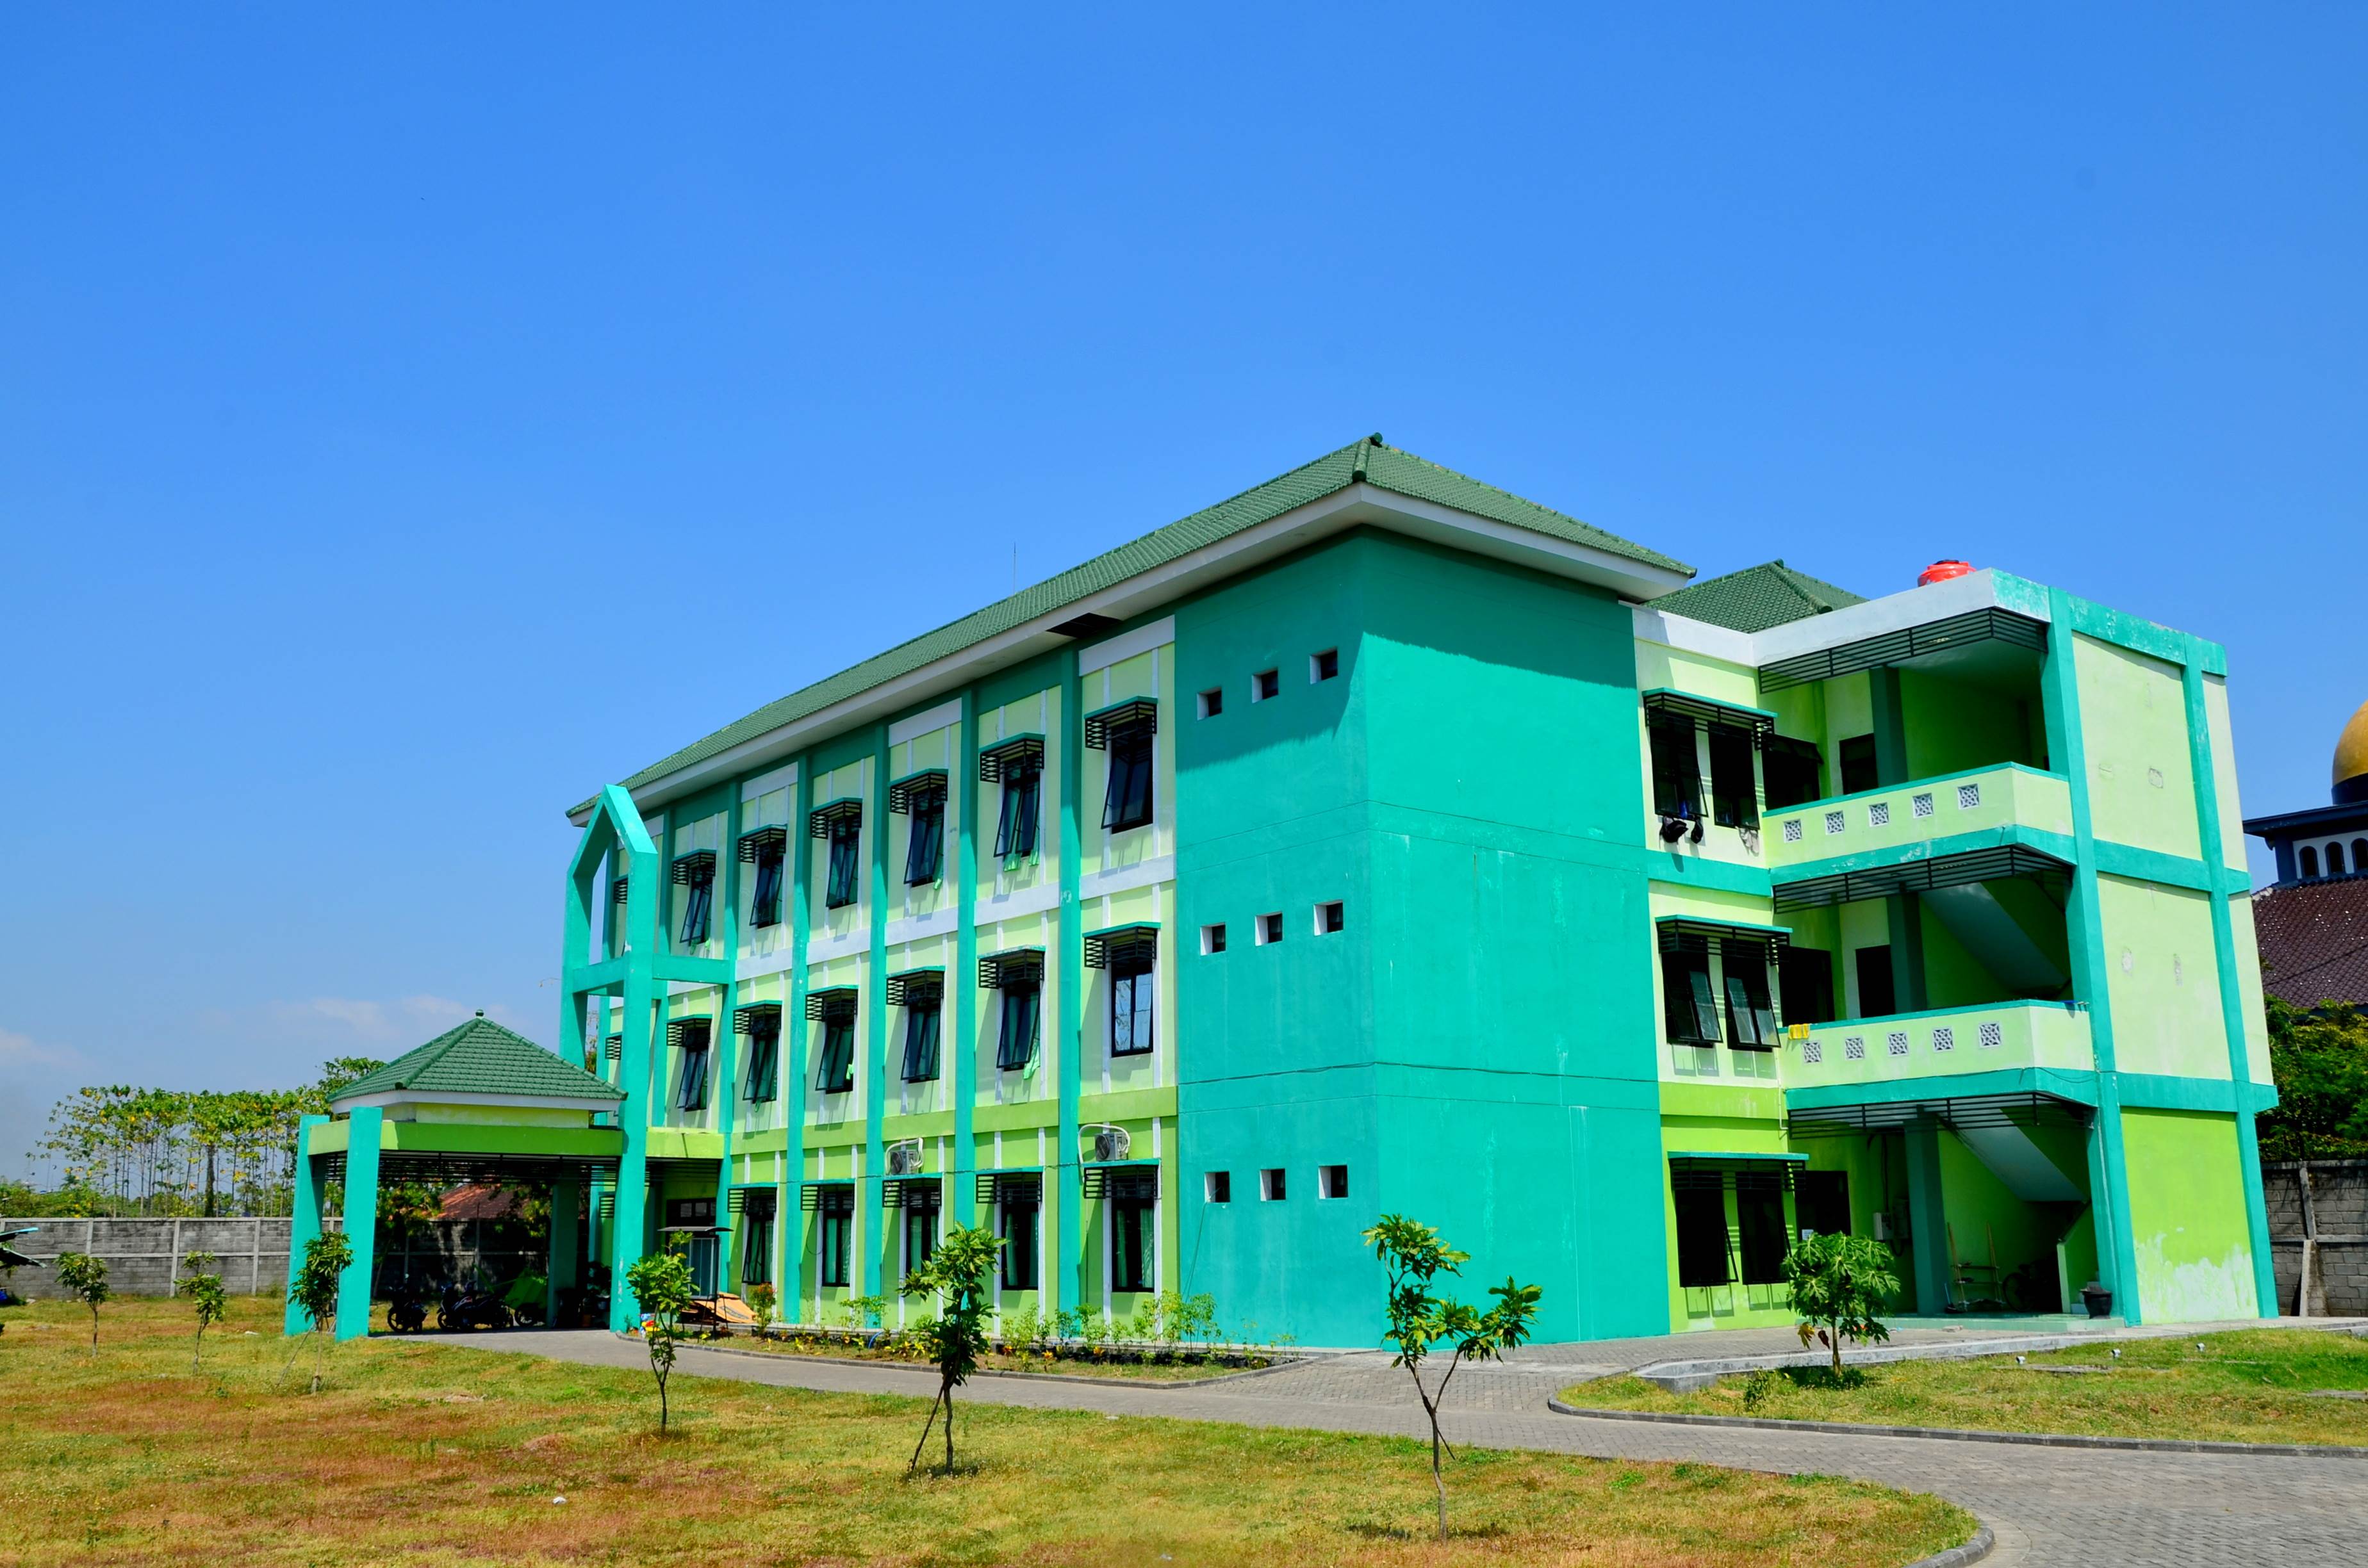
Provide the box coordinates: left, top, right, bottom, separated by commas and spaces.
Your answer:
2074, 634, 2201, 859
2226, 894, 2274, 1082
2121, 1108, 2259, 1323
2096, 874, 2230, 1081
1900, 667, 2044, 779
2200, 676, 2249, 872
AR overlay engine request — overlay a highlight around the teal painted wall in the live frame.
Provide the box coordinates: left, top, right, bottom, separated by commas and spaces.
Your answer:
1174, 531, 1669, 1347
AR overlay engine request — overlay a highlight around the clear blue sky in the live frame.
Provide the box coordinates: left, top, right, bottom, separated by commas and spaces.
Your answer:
4, 6, 2362, 1173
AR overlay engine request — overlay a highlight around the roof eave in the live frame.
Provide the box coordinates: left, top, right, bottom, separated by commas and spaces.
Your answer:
329, 1088, 623, 1113
570, 482, 1693, 824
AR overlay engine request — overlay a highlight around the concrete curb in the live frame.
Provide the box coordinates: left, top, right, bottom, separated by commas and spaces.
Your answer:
623, 1332, 1310, 1391
1621, 1318, 2368, 1392
1545, 1396, 2368, 1458
1902, 1525, 1993, 1568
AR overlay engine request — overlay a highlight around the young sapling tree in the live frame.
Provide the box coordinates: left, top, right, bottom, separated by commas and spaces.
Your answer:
898, 1221, 1002, 1475
625, 1245, 695, 1432
55, 1252, 111, 1353
284, 1231, 353, 1392
1783, 1231, 1899, 1380
177, 1250, 229, 1373
1363, 1214, 1541, 1541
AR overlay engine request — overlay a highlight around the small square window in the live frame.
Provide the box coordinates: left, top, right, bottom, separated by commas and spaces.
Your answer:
1253, 669, 1280, 702
1310, 648, 1338, 683
1197, 687, 1224, 719
1255, 912, 1283, 945
1318, 1164, 1348, 1200
1201, 922, 1227, 955
1259, 1168, 1287, 1202
1205, 1171, 1231, 1204
1315, 901, 1345, 935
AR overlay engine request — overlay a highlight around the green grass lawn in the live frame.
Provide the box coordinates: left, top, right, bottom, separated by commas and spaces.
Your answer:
1563, 1328, 2368, 1446
0, 1295, 1974, 1567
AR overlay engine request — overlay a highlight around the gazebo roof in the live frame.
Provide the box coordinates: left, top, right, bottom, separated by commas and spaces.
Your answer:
330, 1015, 623, 1108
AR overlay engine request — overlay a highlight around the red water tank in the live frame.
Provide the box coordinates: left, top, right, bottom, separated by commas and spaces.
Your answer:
1918, 560, 1973, 587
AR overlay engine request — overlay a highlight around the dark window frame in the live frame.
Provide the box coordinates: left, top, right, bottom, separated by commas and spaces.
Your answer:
1735, 1171, 1791, 1285
819, 1207, 851, 1287
1109, 957, 1154, 1058
1661, 944, 1722, 1046
825, 814, 862, 908
1672, 1175, 1731, 1288
900, 1000, 943, 1082
994, 761, 1042, 858
1707, 724, 1761, 829
674, 853, 717, 946
2301, 845, 2321, 878
1762, 735, 1826, 811
1102, 719, 1155, 832
814, 1014, 857, 1094
1722, 940, 1779, 1050
747, 838, 785, 928
672, 1020, 713, 1111
1649, 713, 1704, 820
999, 1196, 1038, 1289
1110, 1195, 1155, 1293
1318, 1164, 1349, 1200
742, 1011, 781, 1104
1778, 947, 1837, 1028
904, 794, 945, 885
995, 984, 1041, 1072
1854, 945, 1897, 1019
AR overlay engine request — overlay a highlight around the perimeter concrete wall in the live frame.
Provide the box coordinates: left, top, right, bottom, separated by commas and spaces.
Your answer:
2264, 1160, 2368, 1316
2, 1216, 292, 1298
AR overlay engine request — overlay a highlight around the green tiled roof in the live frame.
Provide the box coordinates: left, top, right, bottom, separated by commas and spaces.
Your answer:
573, 437, 1690, 815
331, 1016, 623, 1104
1651, 560, 1865, 634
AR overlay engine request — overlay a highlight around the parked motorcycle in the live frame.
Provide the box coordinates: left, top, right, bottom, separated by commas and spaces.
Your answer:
386, 1277, 432, 1334
438, 1280, 513, 1332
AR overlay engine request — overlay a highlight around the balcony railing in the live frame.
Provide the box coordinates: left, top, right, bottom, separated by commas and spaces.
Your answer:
1781, 998, 2093, 1093
1764, 762, 2069, 871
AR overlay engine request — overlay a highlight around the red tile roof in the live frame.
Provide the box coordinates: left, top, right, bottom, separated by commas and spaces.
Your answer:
2253, 877, 2368, 1009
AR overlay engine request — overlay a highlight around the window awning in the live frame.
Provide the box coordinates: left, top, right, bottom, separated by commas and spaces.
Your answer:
1083, 698, 1158, 749
1759, 608, 2046, 693
1641, 689, 1777, 742
1654, 916, 1792, 952
800, 1182, 856, 1213
1668, 1150, 1807, 1164
975, 1168, 1044, 1205
978, 733, 1044, 782
735, 825, 787, 862
1772, 843, 2070, 911
728, 1186, 778, 1220
1081, 1161, 1160, 1200
804, 987, 857, 1023
732, 1003, 781, 1034
808, 797, 863, 838
979, 948, 1044, 989
611, 876, 630, 904
882, 1177, 942, 1211
886, 968, 944, 1007
670, 850, 716, 885
664, 1017, 713, 1046
888, 769, 948, 814
1084, 923, 1159, 970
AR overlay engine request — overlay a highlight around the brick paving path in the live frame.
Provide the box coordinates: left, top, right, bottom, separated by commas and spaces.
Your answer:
444, 1330, 2368, 1567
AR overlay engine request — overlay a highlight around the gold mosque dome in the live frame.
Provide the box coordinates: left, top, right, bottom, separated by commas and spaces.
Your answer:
2337, 699, 2368, 801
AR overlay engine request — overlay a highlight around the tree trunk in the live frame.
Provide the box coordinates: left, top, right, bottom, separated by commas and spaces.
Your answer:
1830, 1325, 1843, 1379
908, 1387, 944, 1474
943, 1381, 955, 1474
1431, 1419, 1447, 1540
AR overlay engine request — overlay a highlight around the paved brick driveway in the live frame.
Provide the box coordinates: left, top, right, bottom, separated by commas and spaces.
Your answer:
447, 1330, 2368, 1567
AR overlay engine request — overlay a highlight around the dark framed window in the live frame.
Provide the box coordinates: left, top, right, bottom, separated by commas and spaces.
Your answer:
1762, 736, 1825, 810
1736, 1171, 1791, 1285
2301, 845, 2321, 878
825, 813, 862, 908
1103, 719, 1155, 831
1110, 958, 1153, 1057
2332, 842, 2351, 876
1202, 923, 1226, 954
996, 984, 1041, 1072
1707, 724, 1760, 829
994, 761, 1042, 858
906, 793, 944, 884
818, 1191, 853, 1288
1648, 714, 1702, 819
1253, 668, 1279, 701
901, 1000, 942, 1082
1110, 1173, 1156, 1293
748, 843, 786, 928
2356, 838, 2368, 873
1797, 1170, 1850, 1237
673, 852, 716, 945
1854, 945, 1896, 1019
1204, 1171, 1231, 1204
1310, 648, 1338, 682
739, 1189, 777, 1286
1259, 1168, 1285, 1201
1661, 945, 1722, 1045
1779, 947, 1836, 1027
999, 1194, 1038, 1289
1672, 1175, 1731, 1287
1839, 733, 1880, 796
904, 1202, 938, 1275
741, 1010, 781, 1103
811, 994, 858, 1093
1318, 1164, 1348, 1200
1723, 942, 1779, 1050
1316, 901, 1345, 934
671, 1020, 712, 1111
1197, 687, 1222, 718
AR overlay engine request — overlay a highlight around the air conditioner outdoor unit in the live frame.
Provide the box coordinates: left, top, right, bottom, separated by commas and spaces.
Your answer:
1087, 1125, 1130, 1163
885, 1141, 923, 1176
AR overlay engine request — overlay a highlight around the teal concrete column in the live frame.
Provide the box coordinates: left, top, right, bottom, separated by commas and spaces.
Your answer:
334, 1106, 382, 1341
2180, 647, 2278, 1316
1870, 667, 1910, 785
1057, 654, 1085, 1316
954, 692, 980, 1225
714, 787, 743, 1286
1886, 893, 1929, 1014
547, 1179, 581, 1327
864, 724, 891, 1300
2040, 590, 2140, 1319
785, 756, 813, 1319
1902, 1117, 1951, 1314
284, 1115, 327, 1335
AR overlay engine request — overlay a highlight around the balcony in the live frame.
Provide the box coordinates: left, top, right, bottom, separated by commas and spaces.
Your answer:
1765, 763, 2071, 874
1781, 999, 2094, 1104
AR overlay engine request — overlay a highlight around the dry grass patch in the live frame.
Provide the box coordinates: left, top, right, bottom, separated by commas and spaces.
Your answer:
3, 1295, 1971, 1566
1565, 1328, 2368, 1446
